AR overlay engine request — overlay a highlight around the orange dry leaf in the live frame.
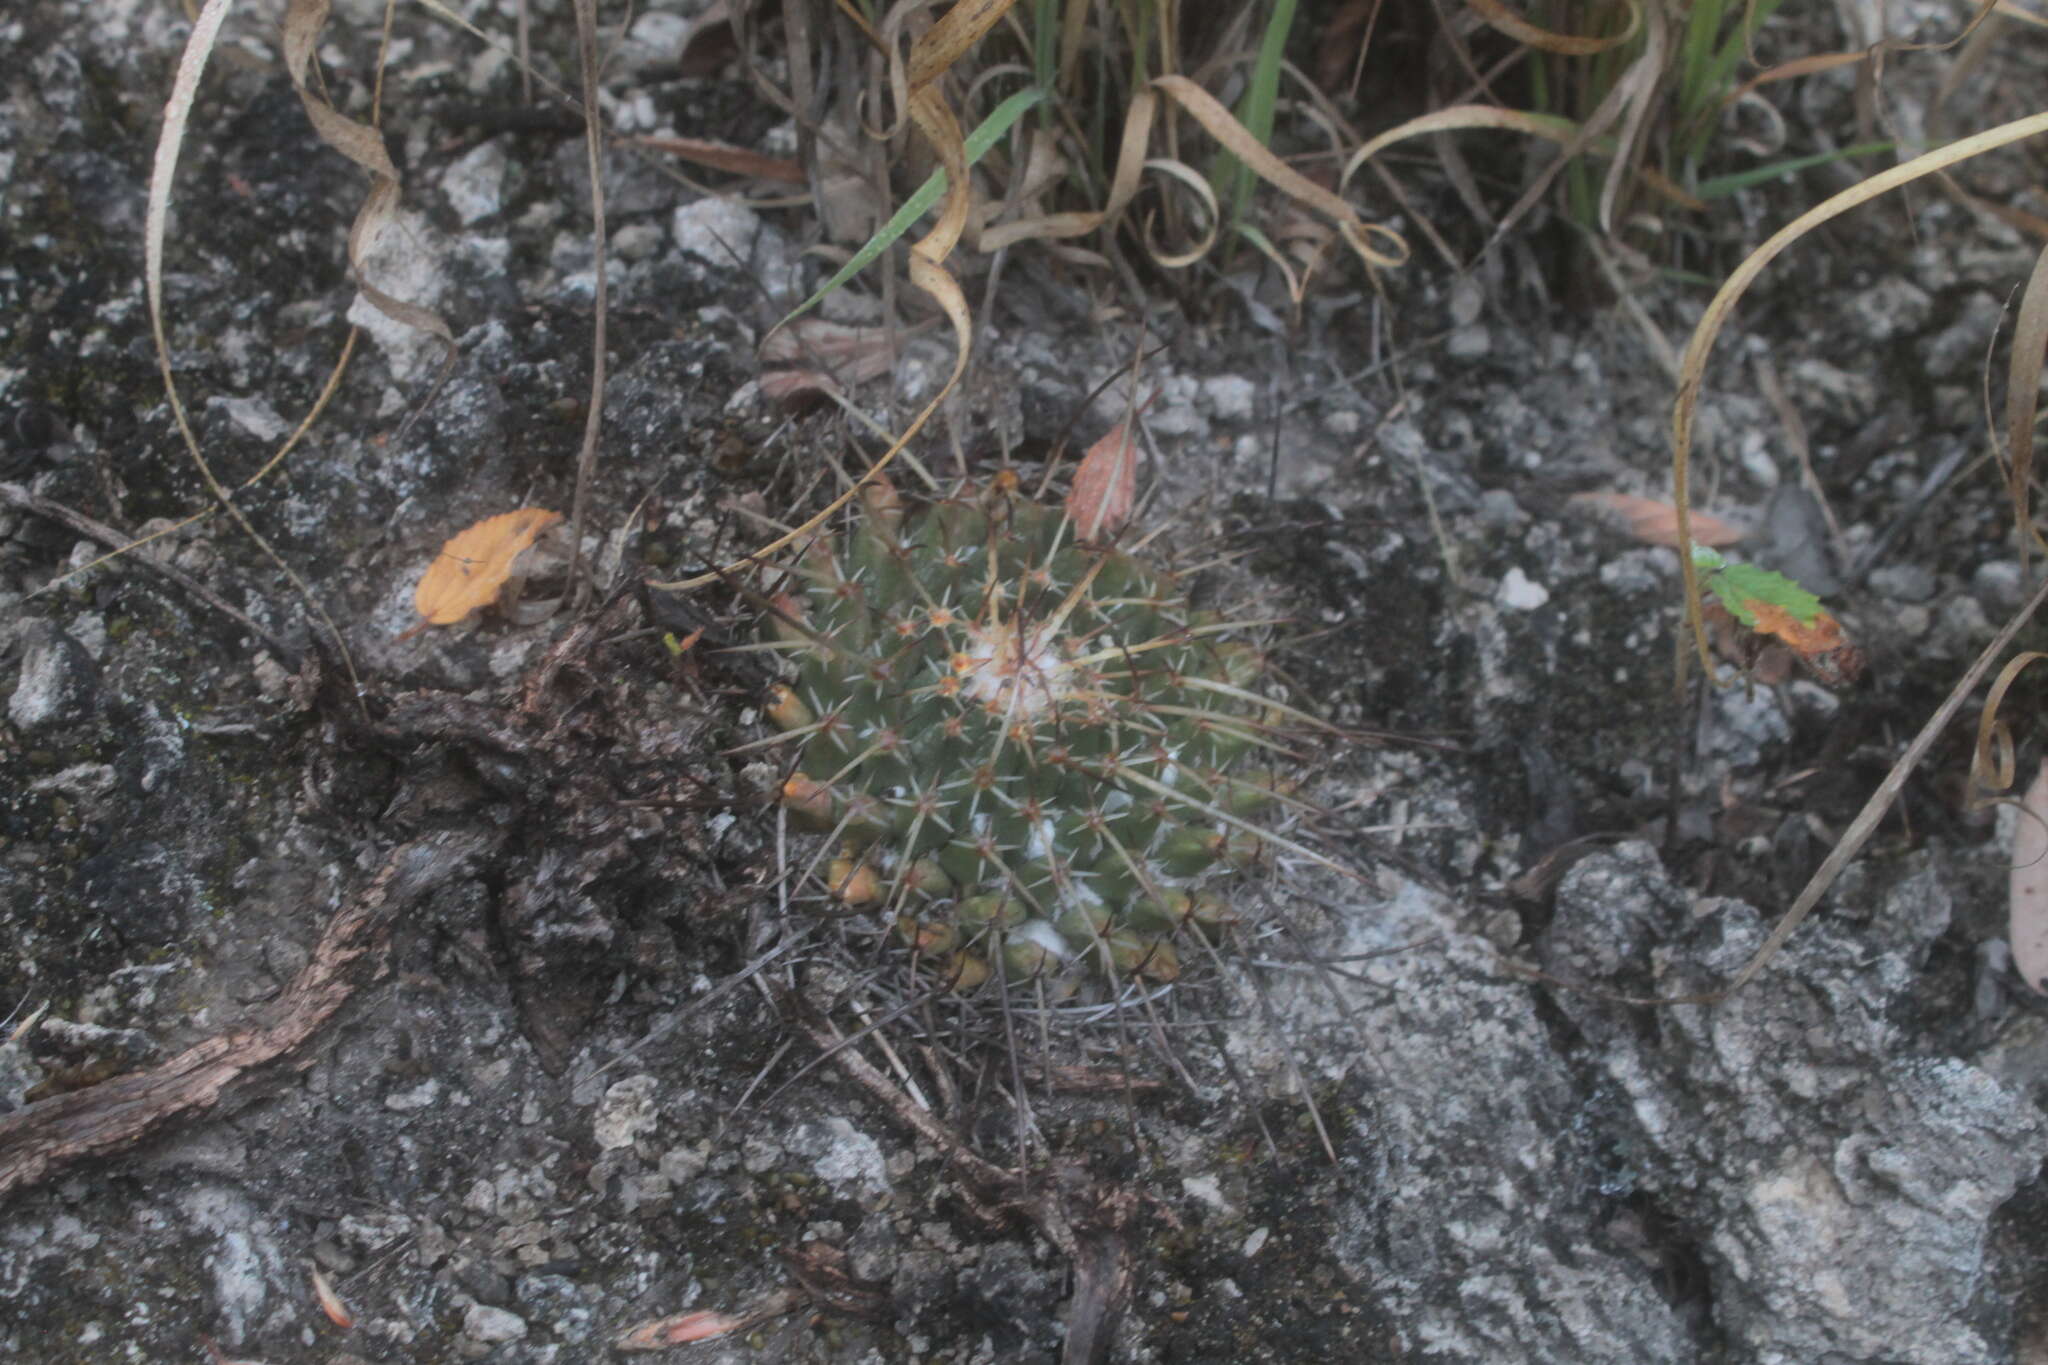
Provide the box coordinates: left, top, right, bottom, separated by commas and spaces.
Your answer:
1567, 492, 1743, 548
310, 1264, 353, 1329
1744, 600, 1845, 657
411, 508, 562, 630
616, 1309, 749, 1350
1745, 600, 1864, 685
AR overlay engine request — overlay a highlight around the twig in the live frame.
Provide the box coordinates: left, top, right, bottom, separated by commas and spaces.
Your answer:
0, 833, 495, 1203
1, 481, 299, 663
566, 0, 609, 612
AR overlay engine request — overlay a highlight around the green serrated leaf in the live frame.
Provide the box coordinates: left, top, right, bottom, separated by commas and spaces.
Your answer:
1702, 561, 1824, 629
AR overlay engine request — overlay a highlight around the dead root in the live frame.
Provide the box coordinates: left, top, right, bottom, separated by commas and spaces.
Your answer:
0, 832, 498, 1203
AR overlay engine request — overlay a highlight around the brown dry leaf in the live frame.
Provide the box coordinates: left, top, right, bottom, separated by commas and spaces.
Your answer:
411, 508, 563, 628
628, 134, 803, 184
2011, 758, 2048, 994
1067, 420, 1140, 541
758, 368, 845, 406
673, 0, 735, 74
760, 319, 918, 385
1568, 491, 1743, 547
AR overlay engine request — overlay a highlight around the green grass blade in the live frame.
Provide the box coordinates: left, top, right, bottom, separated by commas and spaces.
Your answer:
1678, 0, 1727, 118
1031, 0, 1058, 93
1219, 0, 1297, 230
1697, 0, 1786, 109
775, 85, 1047, 331
1694, 140, 1892, 199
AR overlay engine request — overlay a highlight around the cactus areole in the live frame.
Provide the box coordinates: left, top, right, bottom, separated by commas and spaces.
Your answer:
761, 476, 1288, 994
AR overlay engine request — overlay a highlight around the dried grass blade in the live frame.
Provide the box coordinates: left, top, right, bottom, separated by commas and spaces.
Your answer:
2011, 758, 2048, 993
1467, 0, 1640, 55
1971, 651, 2048, 796
978, 84, 1157, 252
1153, 74, 1405, 273
149, 0, 368, 704
1596, 2, 1667, 236
567, 0, 607, 608
1344, 104, 1705, 215
656, 0, 1023, 594
282, 0, 455, 357
2004, 240, 2048, 570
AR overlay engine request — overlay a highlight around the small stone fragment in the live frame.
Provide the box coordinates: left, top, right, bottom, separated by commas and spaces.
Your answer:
593, 1075, 660, 1151
463, 1303, 528, 1343
1497, 567, 1550, 611
8, 623, 97, 731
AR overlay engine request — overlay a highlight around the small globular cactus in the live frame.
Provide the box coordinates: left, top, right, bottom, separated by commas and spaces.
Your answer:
755, 473, 1296, 995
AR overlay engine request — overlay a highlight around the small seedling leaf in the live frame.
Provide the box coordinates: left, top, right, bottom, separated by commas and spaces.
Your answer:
1693, 547, 1862, 685
1699, 559, 1823, 629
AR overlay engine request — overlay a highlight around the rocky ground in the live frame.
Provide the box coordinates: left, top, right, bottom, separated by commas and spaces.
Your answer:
4, 2, 2048, 1363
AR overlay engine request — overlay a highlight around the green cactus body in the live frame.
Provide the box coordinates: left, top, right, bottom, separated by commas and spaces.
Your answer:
762, 477, 1286, 993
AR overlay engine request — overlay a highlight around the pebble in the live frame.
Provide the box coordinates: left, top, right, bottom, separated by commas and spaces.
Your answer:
1867, 563, 1937, 602
443, 140, 507, 225
618, 1171, 671, 1215
611, 221, 665, 262
673, 197, 765, 266
1971, 559, 2024, 612
1446, 324, 1490, 359
1202, 375, 1256, 421
384, 1078, 441, 1112
1497, 567, 1550, 611
594, 1075, 660, 1150
1449, 277, 1484, 327
8, 623, 97, 731
742, 1134, 784, 1173
1476, 489, 1524, 529
463, 1303, 528, 1343
1841, 276, 1932, 343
